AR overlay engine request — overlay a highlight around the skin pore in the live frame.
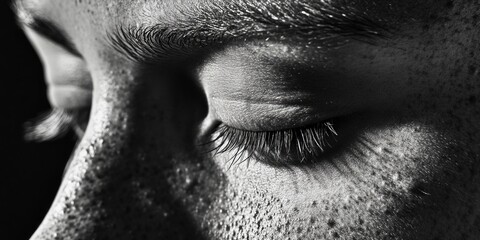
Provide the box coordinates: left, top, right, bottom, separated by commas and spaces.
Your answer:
15, 0, 480, 239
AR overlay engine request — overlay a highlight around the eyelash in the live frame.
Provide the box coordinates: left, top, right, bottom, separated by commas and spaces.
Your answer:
206, 121, 339, 168
24, 108, 90, 142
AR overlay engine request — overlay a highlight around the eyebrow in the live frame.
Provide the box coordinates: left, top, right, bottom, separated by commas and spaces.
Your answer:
109, 1, 392, 64
12, 0, 81, 57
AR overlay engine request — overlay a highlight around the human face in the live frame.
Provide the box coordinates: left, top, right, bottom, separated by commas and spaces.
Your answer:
16, 0, 480, 239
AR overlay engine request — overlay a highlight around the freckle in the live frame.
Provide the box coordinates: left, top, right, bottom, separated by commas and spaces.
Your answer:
327, 218, 336, 228
468, 95, 477, 104
330, 231, 340, 238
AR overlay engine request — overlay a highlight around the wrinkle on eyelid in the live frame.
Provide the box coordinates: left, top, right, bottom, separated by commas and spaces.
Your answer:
210, 97, 349, 131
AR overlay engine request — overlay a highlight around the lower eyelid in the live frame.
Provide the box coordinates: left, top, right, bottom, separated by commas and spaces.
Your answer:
47, 85, 92, 110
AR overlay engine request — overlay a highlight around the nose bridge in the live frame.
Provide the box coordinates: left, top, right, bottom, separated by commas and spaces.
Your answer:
97, 67, 207, 149
30, 67, 209, 240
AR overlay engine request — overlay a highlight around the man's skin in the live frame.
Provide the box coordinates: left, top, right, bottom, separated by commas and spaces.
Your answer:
16, 0, 480, 239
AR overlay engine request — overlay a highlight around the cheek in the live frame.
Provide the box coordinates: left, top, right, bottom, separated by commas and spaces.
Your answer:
205, 118, 478, 239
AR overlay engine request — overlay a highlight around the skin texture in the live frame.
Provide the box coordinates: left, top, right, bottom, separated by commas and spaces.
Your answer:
20, 0, 480, 239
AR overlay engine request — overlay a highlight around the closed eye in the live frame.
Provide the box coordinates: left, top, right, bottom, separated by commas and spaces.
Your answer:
205, 119, 342, 168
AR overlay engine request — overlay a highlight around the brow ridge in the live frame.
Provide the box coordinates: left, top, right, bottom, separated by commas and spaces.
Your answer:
109, 1, 391, 64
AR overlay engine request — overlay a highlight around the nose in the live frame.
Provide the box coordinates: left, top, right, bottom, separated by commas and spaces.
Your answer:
30, 67, 213, 239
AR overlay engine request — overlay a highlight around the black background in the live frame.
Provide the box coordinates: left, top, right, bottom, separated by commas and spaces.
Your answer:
2, 2, 76, 239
